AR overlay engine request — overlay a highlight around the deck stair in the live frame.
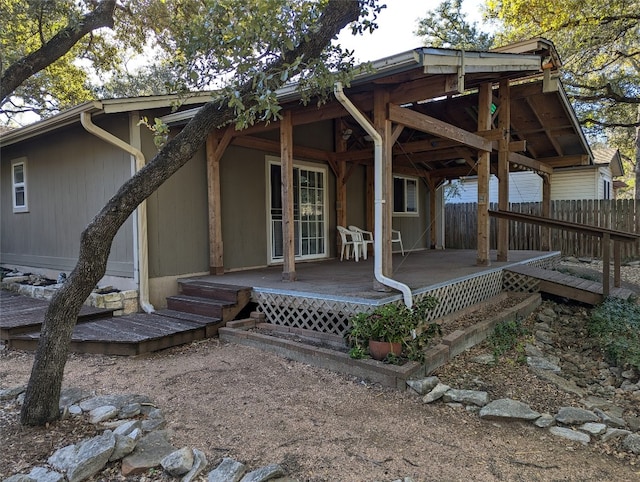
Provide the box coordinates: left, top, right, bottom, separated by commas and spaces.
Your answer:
504, 264, 635, 305
166, 280, 252, 323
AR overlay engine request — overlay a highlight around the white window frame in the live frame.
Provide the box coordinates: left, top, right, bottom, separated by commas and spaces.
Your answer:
393, 175, 419, 216
11, 157, 28, 213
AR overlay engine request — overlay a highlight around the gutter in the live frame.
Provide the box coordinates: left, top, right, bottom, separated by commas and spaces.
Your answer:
80, 112, 155, 313
334, 82, 413, 308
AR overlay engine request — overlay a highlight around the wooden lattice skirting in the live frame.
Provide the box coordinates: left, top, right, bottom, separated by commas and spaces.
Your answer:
254, 253, 560, 337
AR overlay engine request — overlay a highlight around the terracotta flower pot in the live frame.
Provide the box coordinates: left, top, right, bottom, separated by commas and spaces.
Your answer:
368, 339, 402, 361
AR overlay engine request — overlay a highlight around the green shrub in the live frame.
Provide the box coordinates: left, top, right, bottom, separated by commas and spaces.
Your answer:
346, 296, 440, 364
588, 298, 640, 370
488, 318, 528, 360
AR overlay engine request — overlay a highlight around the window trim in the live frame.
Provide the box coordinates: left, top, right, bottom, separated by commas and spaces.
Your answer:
11, 157, 28, 213
393, 174, 419, 217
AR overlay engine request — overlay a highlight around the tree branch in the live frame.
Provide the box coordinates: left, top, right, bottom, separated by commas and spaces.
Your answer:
0, 0, 117, 104
567, 82, 640, 104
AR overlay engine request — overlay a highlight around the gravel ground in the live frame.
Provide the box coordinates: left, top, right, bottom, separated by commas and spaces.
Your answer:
1, 259, 639, 481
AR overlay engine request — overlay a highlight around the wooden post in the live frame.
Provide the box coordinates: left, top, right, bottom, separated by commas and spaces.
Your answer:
541, 173, 551, 251
205, 129, 232, 275
497, 79, 510, 261
280, 110, 296, 281
374, 88, 393, 280
614, 240, 621, 288
335, 119, 348, 252
427, 176, 437, 249
366, 164, 374, 233
477, 83, 492, 266
602, 233, 610, 296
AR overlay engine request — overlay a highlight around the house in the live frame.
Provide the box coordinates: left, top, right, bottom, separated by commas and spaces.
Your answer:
1, 39, 593, 324
447, 147, 624, 203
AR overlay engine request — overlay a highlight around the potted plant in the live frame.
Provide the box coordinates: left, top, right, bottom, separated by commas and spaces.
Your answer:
347, 296, 439, 362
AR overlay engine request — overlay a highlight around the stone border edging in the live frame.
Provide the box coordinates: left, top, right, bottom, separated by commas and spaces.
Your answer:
219, 293, 542, 389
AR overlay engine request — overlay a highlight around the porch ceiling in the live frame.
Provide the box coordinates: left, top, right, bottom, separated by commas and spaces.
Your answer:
224, 53, 590, 183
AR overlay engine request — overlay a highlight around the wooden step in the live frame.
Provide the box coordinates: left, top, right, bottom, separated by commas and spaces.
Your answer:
154, 309, 225, 337
166, 294, 234, 319
178, 280, 252, 302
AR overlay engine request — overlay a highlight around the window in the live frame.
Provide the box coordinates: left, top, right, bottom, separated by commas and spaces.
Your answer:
603, 179, 611, 200
11, 158, 28, 213
393, 175, 418, 215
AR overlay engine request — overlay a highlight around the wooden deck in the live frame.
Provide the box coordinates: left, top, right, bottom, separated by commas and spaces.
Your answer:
1, 280, 251, 355
504, 264, 635, 305
0, 290, 115, 339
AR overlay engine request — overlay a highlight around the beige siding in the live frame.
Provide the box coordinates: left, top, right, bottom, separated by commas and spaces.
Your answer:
392, 176, 429, 252
550, 169, 598, 200
144, 132, 210, 278
0, 117, 134, 277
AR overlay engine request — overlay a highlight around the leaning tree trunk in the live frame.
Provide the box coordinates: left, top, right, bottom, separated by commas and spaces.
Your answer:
20, 0, 361, 426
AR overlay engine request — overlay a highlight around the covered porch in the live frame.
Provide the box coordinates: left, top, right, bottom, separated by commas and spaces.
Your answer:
182, 249, 559, 336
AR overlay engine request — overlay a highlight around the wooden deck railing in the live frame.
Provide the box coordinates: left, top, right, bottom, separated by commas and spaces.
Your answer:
489, 210, 640, 296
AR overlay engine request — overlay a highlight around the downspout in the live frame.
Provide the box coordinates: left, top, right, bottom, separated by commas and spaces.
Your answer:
334, 82, 413, 308
80, 112, 155, 313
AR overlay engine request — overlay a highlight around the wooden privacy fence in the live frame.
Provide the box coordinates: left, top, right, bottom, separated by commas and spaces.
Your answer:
445, 200, 640, 259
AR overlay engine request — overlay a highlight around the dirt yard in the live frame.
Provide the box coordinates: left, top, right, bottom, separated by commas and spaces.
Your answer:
1, 330, 639, 481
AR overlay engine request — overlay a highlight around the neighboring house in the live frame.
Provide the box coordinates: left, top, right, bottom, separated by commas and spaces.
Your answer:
447, 148, 624, 203
1, 39, 593, 310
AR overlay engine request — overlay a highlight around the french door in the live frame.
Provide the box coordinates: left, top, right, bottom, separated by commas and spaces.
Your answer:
269, 161, 327, 262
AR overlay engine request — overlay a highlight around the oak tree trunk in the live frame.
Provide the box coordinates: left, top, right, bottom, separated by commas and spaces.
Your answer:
20, 0, 360, 426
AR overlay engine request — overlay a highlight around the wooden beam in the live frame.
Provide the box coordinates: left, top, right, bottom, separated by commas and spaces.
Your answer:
497, 79, 510, 262
542, 154, 590, 168
280, 110, 296, 282
232, 135, 330, 162
205, 131, 231, 275
476, 83, 492, 267
388, 104, 492, 152
391, 124, 405, 144
508, 152, 553, 175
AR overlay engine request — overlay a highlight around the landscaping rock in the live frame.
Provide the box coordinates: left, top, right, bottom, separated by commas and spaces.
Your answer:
549, 426, 590, 445
207, 457, 246, 482
121, 431, 177, 476
406, 376, 439, 395
162, 447, 194, 476
181, 449, 207, 482
28, 467, 64, 482
89, 405, 118, 424
442, 389, 488, 407
0, 386, 25, 401
579, 422, 607, 436
533, 413, 555, 428
593, 408, 627, 429
601, 428, 632, 442
554, 407, 600, 425
109, 433, 137, 461
622, 433, 640, 454
422, 383, 450, 403
479, 399, 540, 422
48, 431, 116, 482
526, 356, 561, 372
240, 464, 285, 482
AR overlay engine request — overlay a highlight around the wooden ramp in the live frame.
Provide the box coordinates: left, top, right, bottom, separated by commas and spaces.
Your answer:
504, 265, 635, 305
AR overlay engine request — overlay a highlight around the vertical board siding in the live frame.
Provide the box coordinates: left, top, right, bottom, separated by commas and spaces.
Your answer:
445, 200, 640, 259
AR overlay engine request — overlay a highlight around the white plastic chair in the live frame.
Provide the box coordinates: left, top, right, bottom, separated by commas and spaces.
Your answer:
348, 225, 374, 260
392, 229, 405, 255
337, 226, 362, 261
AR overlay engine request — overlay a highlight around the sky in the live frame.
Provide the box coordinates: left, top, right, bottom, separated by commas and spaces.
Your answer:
335, 0, 488, 62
